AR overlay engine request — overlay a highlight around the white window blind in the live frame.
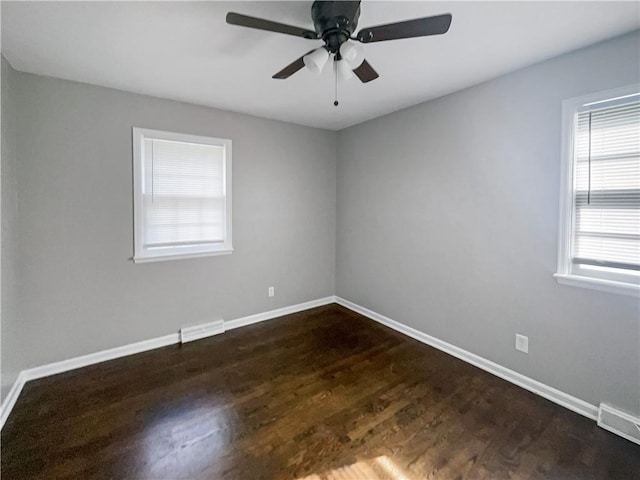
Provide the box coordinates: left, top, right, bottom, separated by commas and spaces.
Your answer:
133, 128, 232, 263
572, 99, 640, 273
143, 139, 225, 247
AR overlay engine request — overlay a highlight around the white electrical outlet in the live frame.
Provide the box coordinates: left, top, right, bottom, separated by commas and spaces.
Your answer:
268, 286, 275, 297
515, 334, 528, 353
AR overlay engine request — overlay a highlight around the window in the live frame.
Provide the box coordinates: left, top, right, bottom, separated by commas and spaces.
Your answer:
132, 128, 232, 263
555, 85, 639, 296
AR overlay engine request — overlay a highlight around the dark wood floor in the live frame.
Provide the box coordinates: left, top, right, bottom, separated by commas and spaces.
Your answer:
2, 304, 639, 479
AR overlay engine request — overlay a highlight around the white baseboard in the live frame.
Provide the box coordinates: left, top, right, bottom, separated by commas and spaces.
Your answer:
23, 333, 181, 383
0, 372, 27, 430
225, 296, 335, 331
335, 296, 599, 421
0, 296, 335, 430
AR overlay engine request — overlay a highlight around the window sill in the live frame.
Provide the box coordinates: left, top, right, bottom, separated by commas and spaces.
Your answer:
553, 273, 640, 298
133, 249, 233, 264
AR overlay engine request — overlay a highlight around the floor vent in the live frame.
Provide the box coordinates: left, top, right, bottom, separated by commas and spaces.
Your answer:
598, 403, 640, 445
180, 319, 225, 344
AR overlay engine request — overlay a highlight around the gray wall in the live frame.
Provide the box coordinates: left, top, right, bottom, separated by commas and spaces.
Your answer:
1, 58, 22, 400
5, 68, 336, 379
336, 31, 640, 416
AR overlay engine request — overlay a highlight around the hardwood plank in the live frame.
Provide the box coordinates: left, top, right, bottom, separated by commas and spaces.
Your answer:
2, 304, 639, 479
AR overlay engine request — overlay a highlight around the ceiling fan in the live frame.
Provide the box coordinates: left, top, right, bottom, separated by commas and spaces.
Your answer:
226, 0, 452, 84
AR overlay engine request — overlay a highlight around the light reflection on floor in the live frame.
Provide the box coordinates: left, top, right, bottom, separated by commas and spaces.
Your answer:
298, 455, 416, 480
139, 398, 235, 479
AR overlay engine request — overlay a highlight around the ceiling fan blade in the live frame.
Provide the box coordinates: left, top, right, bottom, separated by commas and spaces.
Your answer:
226, 12, 318, 39
353, 59, 379, 83
272, 50, 316, 79
356, 13, 452, 43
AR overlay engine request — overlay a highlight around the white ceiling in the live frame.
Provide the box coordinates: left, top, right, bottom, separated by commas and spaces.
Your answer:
2, 1, 639, 130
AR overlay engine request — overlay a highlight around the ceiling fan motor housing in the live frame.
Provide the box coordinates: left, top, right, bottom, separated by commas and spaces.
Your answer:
311, 1, 361, 53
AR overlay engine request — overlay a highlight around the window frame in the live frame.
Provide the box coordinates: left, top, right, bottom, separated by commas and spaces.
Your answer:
132, 127, 233, 264
554, 84, 640, 297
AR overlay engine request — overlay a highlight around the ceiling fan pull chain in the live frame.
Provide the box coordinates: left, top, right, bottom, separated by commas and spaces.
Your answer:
334, 59, 339, 107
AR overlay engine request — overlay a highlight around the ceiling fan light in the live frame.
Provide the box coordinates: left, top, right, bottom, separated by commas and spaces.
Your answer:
303, 47, 329, 74
335, 58, 354, 81
339, 41, 364, 68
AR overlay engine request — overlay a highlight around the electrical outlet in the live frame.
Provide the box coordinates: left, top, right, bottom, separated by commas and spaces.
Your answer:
515, 334, 528, 353
268, 286, 275, 297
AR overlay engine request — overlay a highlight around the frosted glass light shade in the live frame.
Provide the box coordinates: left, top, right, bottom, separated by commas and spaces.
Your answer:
303, 48, 329, 74
339, 41, 364, 68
